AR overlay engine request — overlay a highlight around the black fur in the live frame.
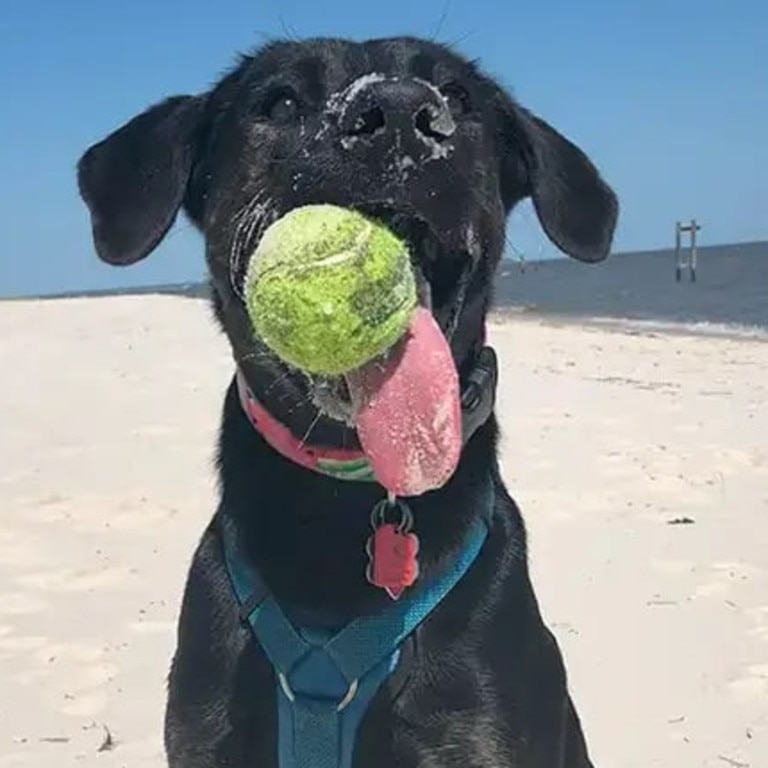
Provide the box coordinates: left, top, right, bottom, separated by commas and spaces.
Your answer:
77, 36, 618, 768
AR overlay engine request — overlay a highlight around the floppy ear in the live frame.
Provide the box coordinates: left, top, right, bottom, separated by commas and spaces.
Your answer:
499, 101, 618, 263
77, 95, 203, 266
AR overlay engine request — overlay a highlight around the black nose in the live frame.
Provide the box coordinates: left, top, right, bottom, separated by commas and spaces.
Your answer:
338, 77, 455, 145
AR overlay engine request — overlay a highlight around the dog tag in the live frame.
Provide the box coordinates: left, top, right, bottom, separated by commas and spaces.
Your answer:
366, 523, 420, 600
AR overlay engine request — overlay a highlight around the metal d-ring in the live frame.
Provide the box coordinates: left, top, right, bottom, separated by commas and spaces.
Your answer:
277, 671, 359, 712
369, 495, 413, 534
278, 671, 296, 702
335, 679, 359, 712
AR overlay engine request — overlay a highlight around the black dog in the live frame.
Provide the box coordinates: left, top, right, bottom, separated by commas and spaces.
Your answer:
78, 36, 617, 768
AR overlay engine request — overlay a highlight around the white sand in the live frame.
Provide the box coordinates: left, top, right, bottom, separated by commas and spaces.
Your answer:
0, 295, 766, 767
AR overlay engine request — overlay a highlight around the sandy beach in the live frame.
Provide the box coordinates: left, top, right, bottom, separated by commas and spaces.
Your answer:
1, 293, 766, 768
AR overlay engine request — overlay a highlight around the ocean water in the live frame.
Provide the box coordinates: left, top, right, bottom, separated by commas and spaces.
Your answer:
576, 315, 768, 341
495, 242, 768, 341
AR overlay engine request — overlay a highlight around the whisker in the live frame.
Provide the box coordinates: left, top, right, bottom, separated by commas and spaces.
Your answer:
264, 369, 294, 396
228, 188, 273, 298
298, 409, 322, 450
237, 349, 275, 364
438, 159, 524, 263
228, 198, 258, 294
429, 0, 452, 42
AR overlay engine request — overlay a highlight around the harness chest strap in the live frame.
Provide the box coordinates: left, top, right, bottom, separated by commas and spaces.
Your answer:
221, 492, 493, 768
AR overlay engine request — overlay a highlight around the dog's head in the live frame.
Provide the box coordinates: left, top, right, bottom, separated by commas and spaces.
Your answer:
78, 37, 617, 448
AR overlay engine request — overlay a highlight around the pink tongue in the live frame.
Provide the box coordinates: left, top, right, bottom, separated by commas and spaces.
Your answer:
345, 307, 462, 497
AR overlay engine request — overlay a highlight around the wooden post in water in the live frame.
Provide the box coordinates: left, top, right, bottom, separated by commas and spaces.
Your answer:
689, 219, 699, 282
674, 219, 701, 282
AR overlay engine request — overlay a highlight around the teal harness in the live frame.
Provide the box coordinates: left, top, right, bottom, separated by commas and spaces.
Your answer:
222, 491, 493, 768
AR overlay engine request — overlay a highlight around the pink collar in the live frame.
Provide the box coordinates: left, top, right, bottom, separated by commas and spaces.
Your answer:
235, 327, 489, 484
235, 370, 376, 482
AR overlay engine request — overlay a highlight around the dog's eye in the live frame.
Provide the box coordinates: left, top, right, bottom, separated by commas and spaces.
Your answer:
440, 82, 471, 117
265, 90, 301, 123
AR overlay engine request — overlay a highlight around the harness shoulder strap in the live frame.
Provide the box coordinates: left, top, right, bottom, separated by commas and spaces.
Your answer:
323, 514, 490, 683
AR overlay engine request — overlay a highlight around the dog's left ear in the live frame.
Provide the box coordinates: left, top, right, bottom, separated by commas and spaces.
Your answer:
498, 100, 619, 263
77, 95, 204, 266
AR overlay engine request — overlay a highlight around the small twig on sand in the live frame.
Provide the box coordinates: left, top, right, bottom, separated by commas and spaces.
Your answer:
97, 725, 115, 752
718, 755, 750, 768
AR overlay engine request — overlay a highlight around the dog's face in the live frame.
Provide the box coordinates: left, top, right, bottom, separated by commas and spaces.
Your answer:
78, 37, 617, 444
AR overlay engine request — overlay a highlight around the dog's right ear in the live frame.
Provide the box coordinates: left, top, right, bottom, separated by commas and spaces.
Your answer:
77, 95, 203, 266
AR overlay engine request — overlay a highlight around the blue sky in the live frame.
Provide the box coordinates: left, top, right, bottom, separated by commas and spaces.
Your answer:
1, 0, 765, 297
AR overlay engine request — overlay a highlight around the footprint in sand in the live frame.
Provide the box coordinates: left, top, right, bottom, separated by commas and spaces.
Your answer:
689, 562, 764, 600
748, 624, 768, 642
10, 641, 120, 716
0, 530, 48, 569
651, 559, 694, 575
33, 641, 106, 665
728, 663, 768, 702
693, 580, 731, 598
130, 423, 178, 437
712, 561, 764, 578
57, 661, 118, 717
23, 493, 182, 534
745, 606, 768, 643
0, 592, 48, 615
595, 461, 643, 480
16, 662, 118, 716
0, 633, 48, 652
17, 565, 132, 593
129, 619, 175, 635
106, 505, 181, 532
59, 688, 111, 717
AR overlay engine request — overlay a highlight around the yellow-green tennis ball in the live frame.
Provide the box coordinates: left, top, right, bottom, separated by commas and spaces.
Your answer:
244, 205, 417, 376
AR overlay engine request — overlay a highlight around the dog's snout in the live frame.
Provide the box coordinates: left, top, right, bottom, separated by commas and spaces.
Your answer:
339, 77, 455, 144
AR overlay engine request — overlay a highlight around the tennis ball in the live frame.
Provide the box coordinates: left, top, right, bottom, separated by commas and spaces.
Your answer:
244, 205, 417, 376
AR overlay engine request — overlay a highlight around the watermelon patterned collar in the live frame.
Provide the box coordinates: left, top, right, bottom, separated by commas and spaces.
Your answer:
235, 370, 377, 482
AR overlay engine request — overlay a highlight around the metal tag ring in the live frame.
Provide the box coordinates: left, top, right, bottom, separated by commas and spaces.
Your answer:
369, 497, 413, 534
